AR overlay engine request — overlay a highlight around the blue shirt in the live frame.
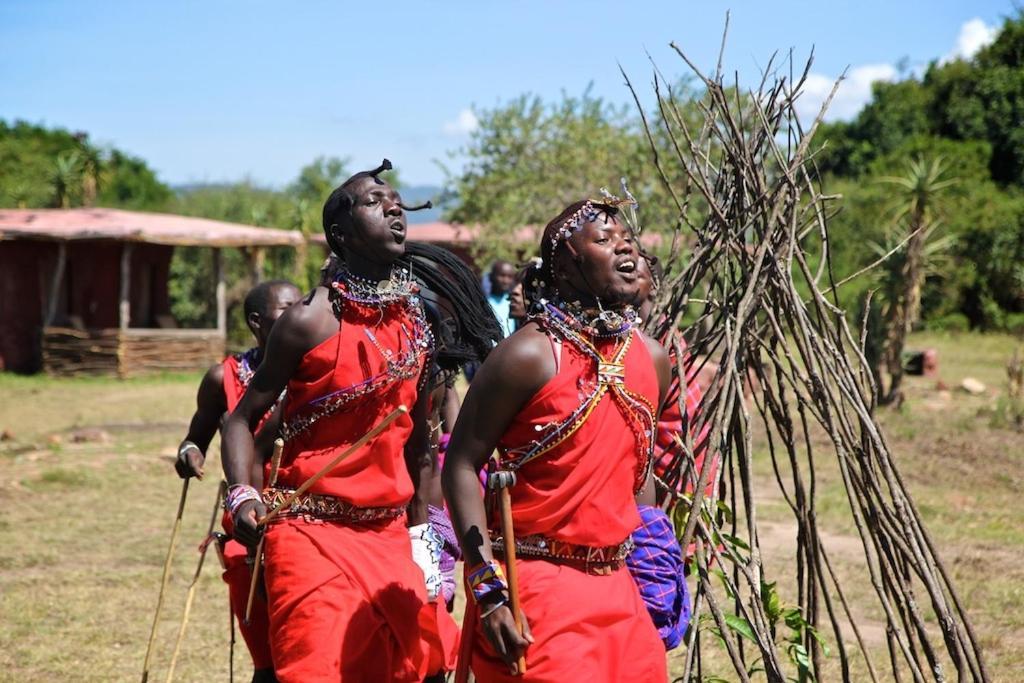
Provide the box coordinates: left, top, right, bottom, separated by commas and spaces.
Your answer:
487, 292, 514, 339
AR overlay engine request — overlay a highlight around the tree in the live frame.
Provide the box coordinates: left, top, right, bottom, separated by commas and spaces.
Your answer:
444, 89, 653, 260
876, 156, 956, 404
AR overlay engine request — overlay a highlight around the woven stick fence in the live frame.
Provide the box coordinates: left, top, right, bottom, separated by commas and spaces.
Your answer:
628, 19, 988, 682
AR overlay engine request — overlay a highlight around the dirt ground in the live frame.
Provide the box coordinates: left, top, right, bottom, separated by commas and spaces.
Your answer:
0, 331, 1021, 681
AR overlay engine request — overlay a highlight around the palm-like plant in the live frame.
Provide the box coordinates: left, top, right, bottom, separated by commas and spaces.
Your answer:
51, 151, 84, 208
875, 156, 957, 404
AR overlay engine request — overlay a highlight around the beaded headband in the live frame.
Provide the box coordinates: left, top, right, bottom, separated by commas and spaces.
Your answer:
548, 177, 640, 252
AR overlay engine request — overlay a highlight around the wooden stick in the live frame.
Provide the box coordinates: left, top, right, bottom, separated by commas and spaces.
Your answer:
257, 405, 408, 527
499, 485, 527, 676
453, 593, 479, 683
140, 478, 190, 683
165, 480, 225, 682
244, 438, 284, 624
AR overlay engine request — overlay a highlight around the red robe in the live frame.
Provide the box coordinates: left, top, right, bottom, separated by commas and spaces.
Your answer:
470, 326, 667, 683
219, 351, 273, 671
653, 338, 717, 560
262, 289, 453, 682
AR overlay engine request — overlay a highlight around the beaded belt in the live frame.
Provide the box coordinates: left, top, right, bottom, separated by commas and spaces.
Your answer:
491, 533, 634, 574
262, 487, 405, 524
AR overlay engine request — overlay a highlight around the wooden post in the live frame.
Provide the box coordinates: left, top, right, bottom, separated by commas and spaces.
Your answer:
46, 242, 68, 325
119, 242, 133, 330
214, 248, 226, 335
247, 246, 265, 286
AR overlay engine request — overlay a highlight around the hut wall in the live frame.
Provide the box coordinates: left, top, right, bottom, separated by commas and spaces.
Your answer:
0, 241, 56, 372
42, 328, 224, 377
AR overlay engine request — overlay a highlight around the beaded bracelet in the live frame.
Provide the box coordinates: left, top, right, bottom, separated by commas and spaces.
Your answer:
467, 560, 508, 603
225, 484, 261, 516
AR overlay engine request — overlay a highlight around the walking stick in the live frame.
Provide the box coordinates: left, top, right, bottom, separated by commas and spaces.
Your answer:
495, 472, 527, 676
165, 480, 226, 682
141, 478, 190, 683
244, 438, 284, 624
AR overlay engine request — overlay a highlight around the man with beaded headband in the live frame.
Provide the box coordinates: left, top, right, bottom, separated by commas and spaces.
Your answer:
221, 160, 490, 681
443, 197, 671, 681
174, 278, 300, 683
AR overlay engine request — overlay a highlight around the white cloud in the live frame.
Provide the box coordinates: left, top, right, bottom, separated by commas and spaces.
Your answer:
796, 18, 998, 125
941, 18, 997, 64
442, 108, 479, 136
796, 63, 898, 123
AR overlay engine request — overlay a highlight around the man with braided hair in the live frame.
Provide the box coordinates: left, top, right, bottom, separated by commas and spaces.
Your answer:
175, 278, 300, 683
221, 160, 497, 682
444, 198, 670, 681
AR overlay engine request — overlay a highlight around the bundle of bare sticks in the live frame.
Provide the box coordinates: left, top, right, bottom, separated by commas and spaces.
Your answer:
627, 16, 988, 682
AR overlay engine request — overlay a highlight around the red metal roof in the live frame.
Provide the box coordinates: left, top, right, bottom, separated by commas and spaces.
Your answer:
0, 208, 303, 247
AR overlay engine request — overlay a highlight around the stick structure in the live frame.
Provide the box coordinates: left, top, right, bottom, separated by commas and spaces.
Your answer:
165, 480, 225, 682
140, 478, 190, 683
498, 485, 527, 676
257, 405, 408, 527
616, 16, 989, 680
244, 438, 284, 624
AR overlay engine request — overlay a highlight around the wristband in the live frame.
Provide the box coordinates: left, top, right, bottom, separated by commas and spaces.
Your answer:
479, 596, 509, 619
178, 441, 202, 460
409, 522, 445, 601
467, 560, 508, 604
225, 484, 261, 517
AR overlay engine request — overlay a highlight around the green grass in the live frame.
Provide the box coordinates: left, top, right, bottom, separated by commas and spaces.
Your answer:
0, 333, 1021, 681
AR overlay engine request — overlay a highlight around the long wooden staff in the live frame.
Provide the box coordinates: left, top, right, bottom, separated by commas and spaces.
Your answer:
243, 438, 284, 624
165, 480, 226, 682
141, 478, 190, 683
498, 481, 527, 676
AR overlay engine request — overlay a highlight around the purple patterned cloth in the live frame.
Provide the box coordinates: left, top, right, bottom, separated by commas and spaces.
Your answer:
428, 504, 461, 604
627, 504, 691, 650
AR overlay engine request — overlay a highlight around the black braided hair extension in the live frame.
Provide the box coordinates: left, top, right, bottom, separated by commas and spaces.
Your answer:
398, 242, 503, 370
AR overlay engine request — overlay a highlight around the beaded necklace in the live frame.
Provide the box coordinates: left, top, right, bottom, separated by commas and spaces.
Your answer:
280, 271, 432, 441
329, 263, 418, 310
500, 300, 656, 491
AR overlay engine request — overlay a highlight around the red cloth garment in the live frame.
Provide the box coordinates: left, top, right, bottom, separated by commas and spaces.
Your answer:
470, 322, 666, 682
495, 329, 657, 546
259, 287, 447, 681
264, 516, 431, 682
276, 294, 425, 504
653, 336, 718, 561
471, 560, 667, 683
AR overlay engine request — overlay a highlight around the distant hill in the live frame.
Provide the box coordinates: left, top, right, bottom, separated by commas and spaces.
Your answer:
172, 182, 447, 224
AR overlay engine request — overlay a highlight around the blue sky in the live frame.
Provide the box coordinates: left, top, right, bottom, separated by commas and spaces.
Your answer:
0, 1, 1013, 188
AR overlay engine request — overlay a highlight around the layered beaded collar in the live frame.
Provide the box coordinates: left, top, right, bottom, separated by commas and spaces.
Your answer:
329, 263, 419, 312
535, 298, 638, 340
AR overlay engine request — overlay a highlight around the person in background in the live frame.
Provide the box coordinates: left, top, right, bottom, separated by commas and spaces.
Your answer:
175, 279, 302, 683
486, 260, 517, 338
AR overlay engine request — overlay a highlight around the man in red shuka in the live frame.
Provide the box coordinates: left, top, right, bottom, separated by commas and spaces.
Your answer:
443, 197, 671, 682
175, 279, 300, 683
221, 160, 466, 682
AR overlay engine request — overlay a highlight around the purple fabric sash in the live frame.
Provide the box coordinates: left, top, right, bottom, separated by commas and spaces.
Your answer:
427, 504, 461, 604
627, 504, 691, 650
